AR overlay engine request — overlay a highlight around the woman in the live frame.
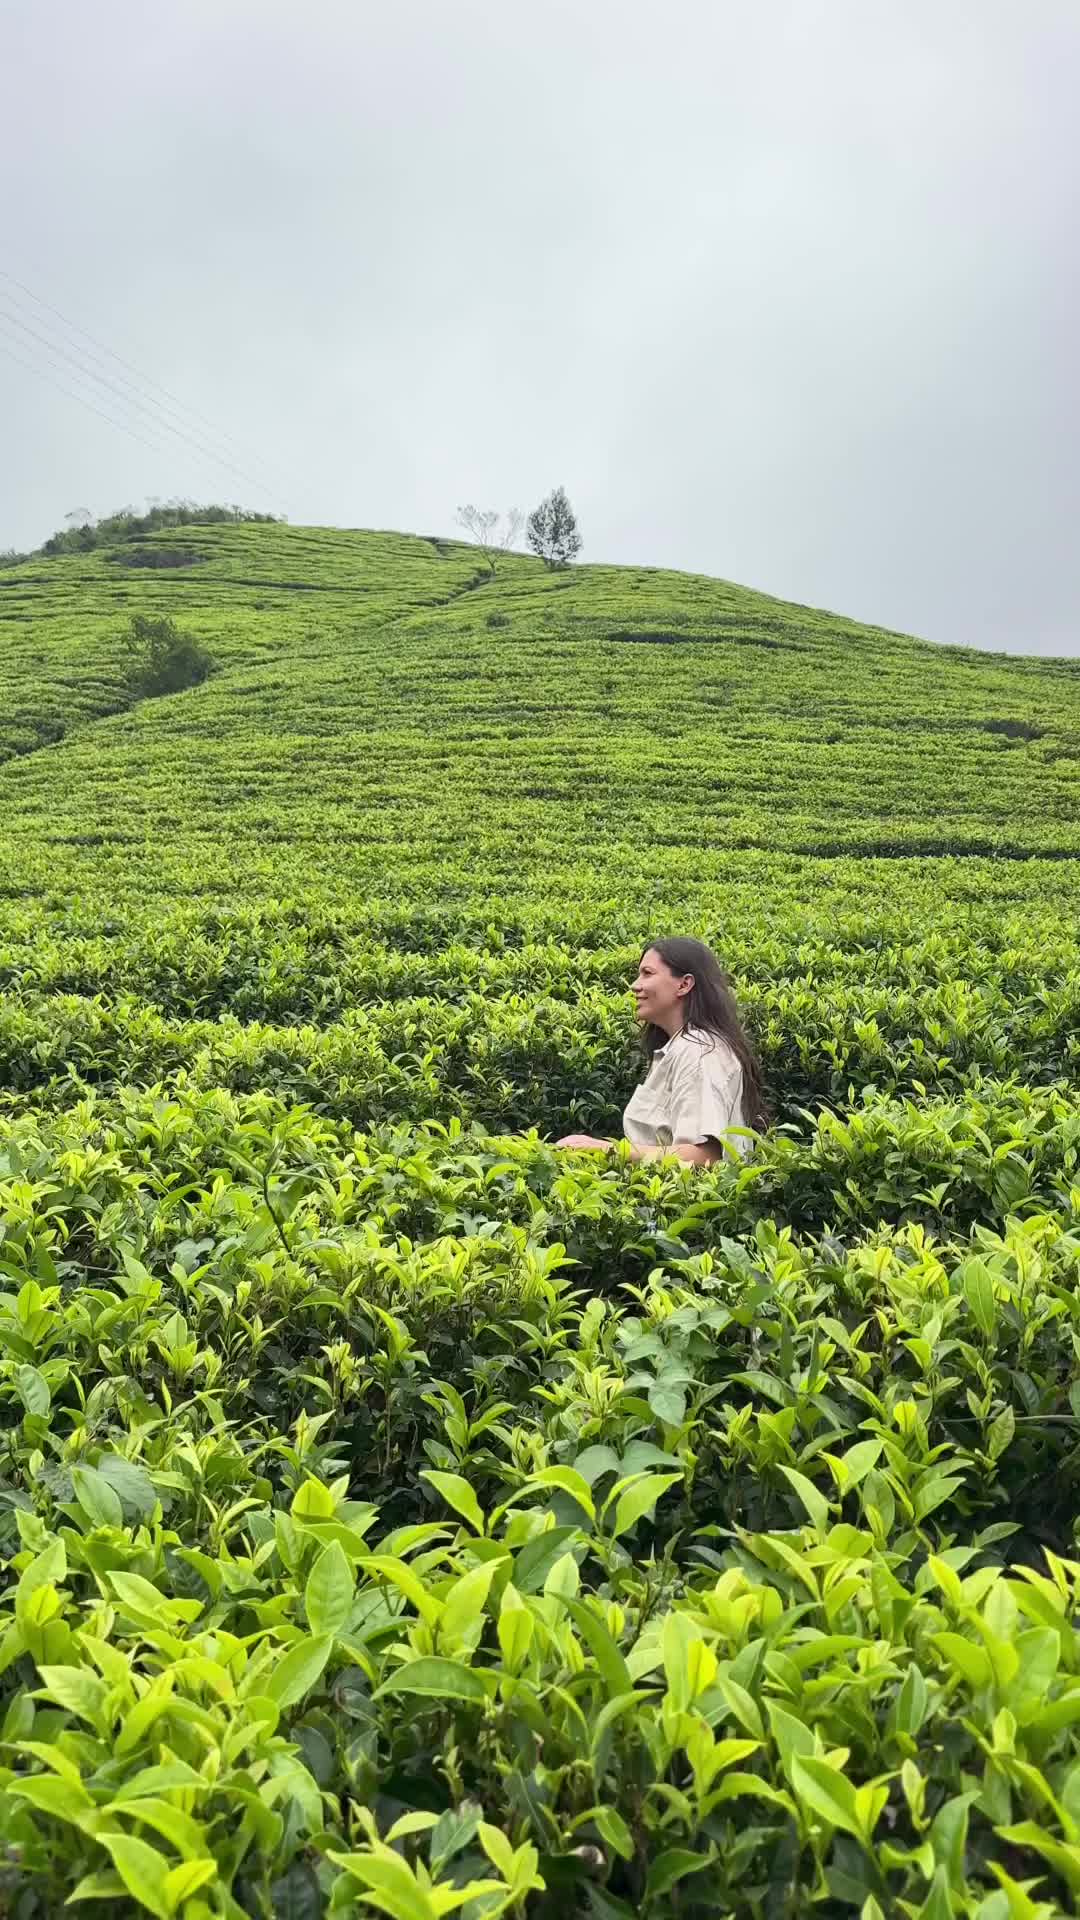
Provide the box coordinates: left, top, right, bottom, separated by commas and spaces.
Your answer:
557, 937, 766, 1166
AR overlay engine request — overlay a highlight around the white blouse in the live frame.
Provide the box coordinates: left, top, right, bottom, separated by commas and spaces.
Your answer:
623, 1027, 749, 1159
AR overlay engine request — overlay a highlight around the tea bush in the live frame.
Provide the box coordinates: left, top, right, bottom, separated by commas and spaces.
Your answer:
2, 522, 1080, 1913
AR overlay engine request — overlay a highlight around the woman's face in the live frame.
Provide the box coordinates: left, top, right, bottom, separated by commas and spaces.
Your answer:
632, 948, 692, 1026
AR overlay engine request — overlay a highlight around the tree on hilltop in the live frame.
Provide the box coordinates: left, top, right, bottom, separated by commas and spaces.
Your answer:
526, 486, 582, 568
455, 505, 524, 576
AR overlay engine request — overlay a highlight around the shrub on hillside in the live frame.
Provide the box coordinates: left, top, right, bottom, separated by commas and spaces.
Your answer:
121, 612, 213, 700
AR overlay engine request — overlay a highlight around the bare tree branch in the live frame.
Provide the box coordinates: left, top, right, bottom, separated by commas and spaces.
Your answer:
455, 504, 523, 575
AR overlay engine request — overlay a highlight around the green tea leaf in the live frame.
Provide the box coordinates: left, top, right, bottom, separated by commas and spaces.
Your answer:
890, 1663, 929, 1738
568, 1598, 633, 1701
421, 1469, 485, 1535
478, 1822, 514, 1878
67, 1870, 128, 1905
998, 1823, 1080, 1898
96, 1454, 157, 1520
440, 1559, 498, 1645
791, 1753, 865, 1839
72, 1464, 124, 1531
962, 1257, 997, 1337
645, 1849, 714, 1898
990, 1862, 1049, 1919
429, 1800, 483, 1874
99, 1834, 171, 1920
304, 1541, 354, 1638
264, 1633, 333, 1709
35, 1663, 107, 1726
914, 1473, 965, 1521
116, 1798, 206, 1861
609, 1471, 682, 1540
15, 1538, 66, 1623
648, 1381, 687, 1426
931, 1632, 993, 1690
163, 1860, 217, 1908
777, 1465, 831, 1531
837, 1438, 882, 1488
766, 1700, 816, 1777
514, 1527, 579, 1594
10, 1772, 94, 1822
571, 1444, 621, 1485
526, 1466, 595, 1521
987, 1405, 1015, 1461
108, 1763, 206, 1802
497, 1584, 535, 1669
107, 1572, 181, 1624
386, 1811, 440, 1843
916, 1867, 954, 1920
15, 1364, 50, 1417
358, 1553, 443, 1627
591, 1804, 634, 1861
717, 1674, 764, 1739
375, 1655, 486, 1703
269, 1859, 325, 1920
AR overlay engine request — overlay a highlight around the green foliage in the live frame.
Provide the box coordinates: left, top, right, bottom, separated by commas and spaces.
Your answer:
3, 1097, 1080, 1913
121, 612, 213, 701
0, 515, 1078, 1911
40, 501, 280, 558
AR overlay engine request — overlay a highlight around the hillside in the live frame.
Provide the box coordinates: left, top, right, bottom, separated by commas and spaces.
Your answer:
3, 521, 1080, 1917
1, 521, 1080, 1124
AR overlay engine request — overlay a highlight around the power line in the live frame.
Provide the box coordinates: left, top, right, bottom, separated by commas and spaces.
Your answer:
0, 309, 280, 500
0, 281, 291, 502
0, 333, 259, 474
0, 296, 288, 509
0, 260, 299, 499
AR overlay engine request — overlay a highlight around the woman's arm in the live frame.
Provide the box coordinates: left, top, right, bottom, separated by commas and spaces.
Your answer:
626, 1140, 721, 1167
556, 1136, 720, 1167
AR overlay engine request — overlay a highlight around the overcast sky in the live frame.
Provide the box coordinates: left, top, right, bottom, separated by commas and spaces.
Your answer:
1, 1, 1077, 653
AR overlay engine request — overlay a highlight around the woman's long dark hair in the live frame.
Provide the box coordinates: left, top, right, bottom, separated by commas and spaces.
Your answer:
640, 936, 768, 1132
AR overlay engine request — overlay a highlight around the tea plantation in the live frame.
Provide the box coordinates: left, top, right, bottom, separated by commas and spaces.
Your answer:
4, 521, 1080, 1919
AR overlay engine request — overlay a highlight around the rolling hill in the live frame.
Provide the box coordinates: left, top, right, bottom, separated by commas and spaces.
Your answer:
2, 517, 1080, 1918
